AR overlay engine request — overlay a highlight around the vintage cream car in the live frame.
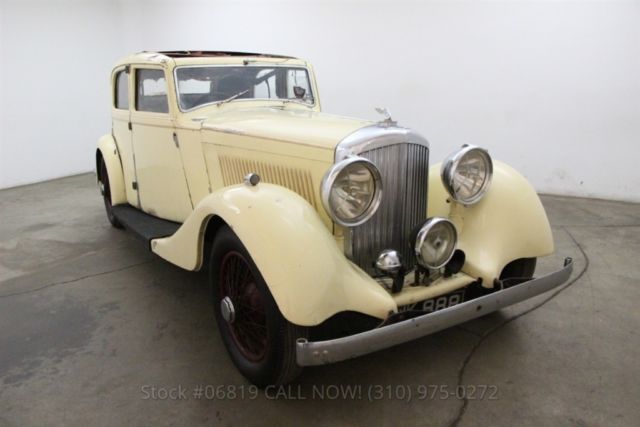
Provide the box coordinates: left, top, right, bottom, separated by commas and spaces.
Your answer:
97, 50, 573, 386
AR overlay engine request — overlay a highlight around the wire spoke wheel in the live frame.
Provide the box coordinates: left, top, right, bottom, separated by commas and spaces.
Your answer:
219, 251, 269, 362
210, 226, 308, 386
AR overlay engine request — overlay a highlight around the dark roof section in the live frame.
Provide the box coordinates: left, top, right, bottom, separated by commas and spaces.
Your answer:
157, 50, 297, 59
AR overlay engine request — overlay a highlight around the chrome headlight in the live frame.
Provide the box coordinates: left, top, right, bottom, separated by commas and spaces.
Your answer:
415, 218, 457, 269
321, 156, 382, 227
441, 145, 493, 205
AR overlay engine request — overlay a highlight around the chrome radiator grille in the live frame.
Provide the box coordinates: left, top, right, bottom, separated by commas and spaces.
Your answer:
350, 143, 429, 275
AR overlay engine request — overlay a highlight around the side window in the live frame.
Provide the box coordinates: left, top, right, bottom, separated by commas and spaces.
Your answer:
114, 70, 129, 109
136, 69, 168, 113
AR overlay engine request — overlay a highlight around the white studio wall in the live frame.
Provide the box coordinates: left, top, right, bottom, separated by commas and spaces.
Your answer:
1, 0, 639, 202
0, 0, 121, 189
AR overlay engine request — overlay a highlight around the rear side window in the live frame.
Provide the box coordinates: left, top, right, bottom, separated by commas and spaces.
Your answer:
136, 69, 168, 113
114, 70, 129, 109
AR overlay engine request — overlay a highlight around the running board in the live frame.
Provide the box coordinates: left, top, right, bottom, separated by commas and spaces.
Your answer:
111, 204, 180, 247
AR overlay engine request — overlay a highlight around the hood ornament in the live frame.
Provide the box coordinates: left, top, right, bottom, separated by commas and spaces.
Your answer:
375, 107, 397, 127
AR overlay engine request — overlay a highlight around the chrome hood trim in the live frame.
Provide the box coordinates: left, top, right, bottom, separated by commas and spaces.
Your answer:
336, 124, 430, 161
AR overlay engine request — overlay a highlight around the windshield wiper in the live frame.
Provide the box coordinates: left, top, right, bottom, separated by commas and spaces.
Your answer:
216, 89, 250, 107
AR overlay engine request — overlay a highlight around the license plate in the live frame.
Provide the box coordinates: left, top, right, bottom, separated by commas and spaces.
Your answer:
399, 291, 465, 314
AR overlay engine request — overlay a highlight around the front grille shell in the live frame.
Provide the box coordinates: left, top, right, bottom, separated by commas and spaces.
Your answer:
335, 125, 430, 276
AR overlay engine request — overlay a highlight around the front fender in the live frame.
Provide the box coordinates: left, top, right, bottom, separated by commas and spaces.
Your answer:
428, 160, 554, 287
151, 183, 396, 326
97, 135, 126, 205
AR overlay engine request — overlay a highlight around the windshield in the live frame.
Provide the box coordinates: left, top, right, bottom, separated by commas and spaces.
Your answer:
175, 66, 314, 111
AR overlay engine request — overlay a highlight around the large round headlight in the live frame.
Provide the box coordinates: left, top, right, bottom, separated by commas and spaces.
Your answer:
441, 145, 493, 205
415, 218, 457, 269
321, 156, 382, 227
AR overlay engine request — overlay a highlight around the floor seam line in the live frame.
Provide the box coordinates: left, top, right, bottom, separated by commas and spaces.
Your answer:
447, 227, 590, 427
0, 259, 155, 299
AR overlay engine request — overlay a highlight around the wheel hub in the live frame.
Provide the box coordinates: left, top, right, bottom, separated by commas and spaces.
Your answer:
220, 296, 235, 324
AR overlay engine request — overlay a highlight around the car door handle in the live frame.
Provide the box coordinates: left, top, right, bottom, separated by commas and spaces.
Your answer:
172, 132, 179, 148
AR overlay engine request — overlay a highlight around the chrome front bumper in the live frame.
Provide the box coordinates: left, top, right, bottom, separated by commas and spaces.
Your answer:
296, 258, 574, 366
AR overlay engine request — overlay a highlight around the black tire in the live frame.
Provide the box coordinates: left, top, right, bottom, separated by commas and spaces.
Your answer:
98, 156, 123, 229
209, 226, 307, 387
499, 257, 537, 285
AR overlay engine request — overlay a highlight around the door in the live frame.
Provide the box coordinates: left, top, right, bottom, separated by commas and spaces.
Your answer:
130, 67, 193, 222
111, 66, 140, 208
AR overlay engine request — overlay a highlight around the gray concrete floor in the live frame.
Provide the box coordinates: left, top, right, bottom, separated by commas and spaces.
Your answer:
0, 173, 639, 427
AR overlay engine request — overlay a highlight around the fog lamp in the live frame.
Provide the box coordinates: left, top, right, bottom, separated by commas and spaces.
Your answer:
415, 218, 458, 269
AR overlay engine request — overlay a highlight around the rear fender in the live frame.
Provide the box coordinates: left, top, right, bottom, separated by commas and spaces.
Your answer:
96, 135, 126, 205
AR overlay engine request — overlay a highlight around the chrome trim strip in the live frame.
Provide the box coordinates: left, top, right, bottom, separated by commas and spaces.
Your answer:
296, 258, 574, 366
336, 124, 430, 161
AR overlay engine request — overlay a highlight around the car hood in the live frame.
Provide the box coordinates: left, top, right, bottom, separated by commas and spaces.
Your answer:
200, 107, 373, 152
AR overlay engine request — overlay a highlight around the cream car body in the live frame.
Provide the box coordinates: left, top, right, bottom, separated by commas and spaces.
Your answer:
97, 51, 572, 377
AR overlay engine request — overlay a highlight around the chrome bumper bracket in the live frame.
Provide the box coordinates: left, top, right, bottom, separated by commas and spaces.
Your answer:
296, 258, 574, 366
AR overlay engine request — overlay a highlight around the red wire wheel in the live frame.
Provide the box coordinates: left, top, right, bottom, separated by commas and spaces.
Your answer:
218, 251, 269, 362
209, 225, 308, 386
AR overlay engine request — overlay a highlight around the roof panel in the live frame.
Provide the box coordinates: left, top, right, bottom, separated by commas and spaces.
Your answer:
157, 50, 297, 59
